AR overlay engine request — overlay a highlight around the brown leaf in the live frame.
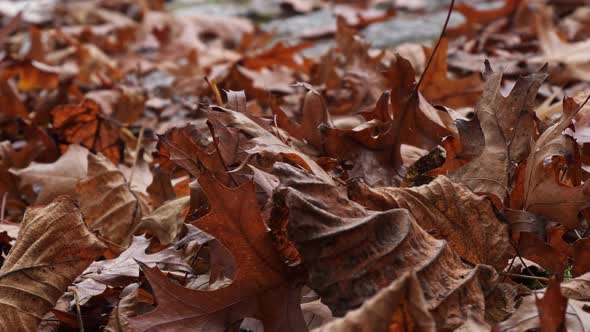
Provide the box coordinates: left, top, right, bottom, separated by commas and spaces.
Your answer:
52, 99, 123, 163
135, 196, 190, 246
274, 88, 331, 152
0, 196, 105, 331
210, 106, 334, 184
518, 232, 568, 275
77, 153, 150, 246
272, 163, 496, 330
523, 97, 590, 229
532, 5, 590, 82
573, 238, 590, 277
129, 174, 307, 332
158, 125, 232, 184
241, 41, 314, 73
10, 144, 89, 204
420, 38, 483, 109
446, 61, 546, 207
1, 60, 60, 91
348, 175, 512, 269
0, 80, 28, 119
497, 273, 590, 332
536, 277, 568, 332
79, 235, 193, 288
313, 272, 435, 332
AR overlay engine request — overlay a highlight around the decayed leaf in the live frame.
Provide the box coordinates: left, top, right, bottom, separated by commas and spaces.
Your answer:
77, 153, 150, 246
313, 272, 435, 332
134, 196, 190, 246
0, 196, 105, 331
445, 61, 546, 206
523, 97, 590, 229
419, 38, 483, 108
129, 173, 307, 332
10, 144, 89, 204
348, 175, 512, 269
272, 163, 495, 330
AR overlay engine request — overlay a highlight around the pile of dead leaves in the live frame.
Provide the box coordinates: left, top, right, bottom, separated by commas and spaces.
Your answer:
1, 0, 590, 331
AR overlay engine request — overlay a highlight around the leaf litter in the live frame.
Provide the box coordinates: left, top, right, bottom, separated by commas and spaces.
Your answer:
1, 0, 590, 331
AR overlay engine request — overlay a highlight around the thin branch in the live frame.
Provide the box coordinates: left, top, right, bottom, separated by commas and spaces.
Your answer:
414, 0, 456, 93
501, 272, 550, 282
69, 287, 84, 332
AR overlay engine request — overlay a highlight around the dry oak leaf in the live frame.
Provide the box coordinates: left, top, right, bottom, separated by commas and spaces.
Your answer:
209, 106, 334, 184
497, 273, 590, 332
274, 87, 332, 152
321, 55, 455, 186
129, 173, 307, 332
522, 97, 590, 229
158, 125, 232, 184
347, 175, 512, 270
272, 163, 496, 330
0, 196, 105, 332
313, 272, 435, 332
52, 98, 123, 163
444, 61, 546, 207
419, 38, 483, 109
77, 153, 151, 246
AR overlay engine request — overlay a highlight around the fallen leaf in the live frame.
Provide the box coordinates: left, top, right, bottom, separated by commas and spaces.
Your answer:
10, 144, 89, 204
313, 272, 435, 332
348, 175, 512, 269
135, 196, 190, 246
444, 61, 546, 207
0, 196, 105, 331
77, 153, 150, 246
420, 38, 483, 108
129, 173, 307, 332
79, 235, 193, 288
272, 163, 496, 330
52, 99, 123, 163
523, 97, 590, 229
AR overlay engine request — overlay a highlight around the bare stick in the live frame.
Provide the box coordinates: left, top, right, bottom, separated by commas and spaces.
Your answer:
414, 0, 456, 93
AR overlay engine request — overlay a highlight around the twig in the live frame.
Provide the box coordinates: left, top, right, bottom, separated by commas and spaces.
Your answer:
128, 126, 145, 188
68, 287, 84, 332
501, 272, 550, 282
205, 77, 223, 106
0, 192, 7, 223
576, 93, 590, 113
414, 0, 456, 93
